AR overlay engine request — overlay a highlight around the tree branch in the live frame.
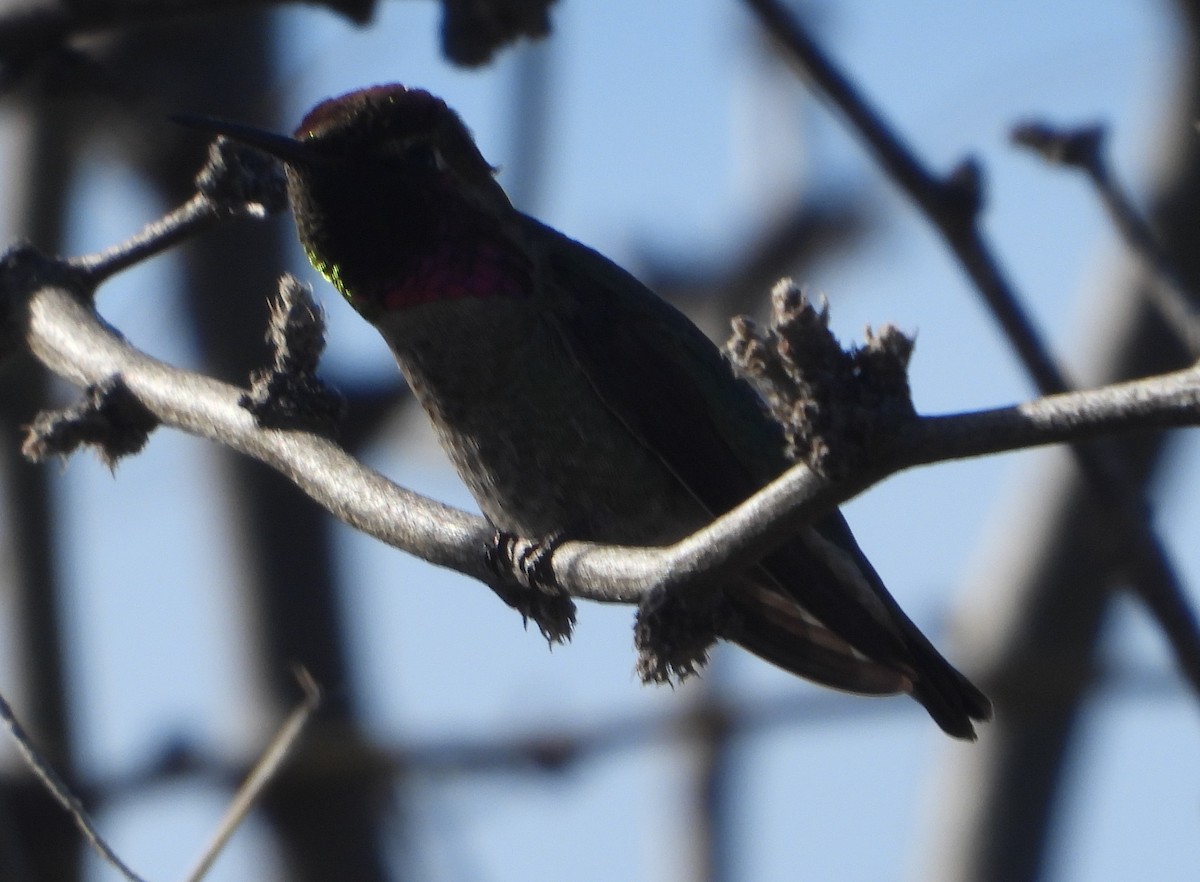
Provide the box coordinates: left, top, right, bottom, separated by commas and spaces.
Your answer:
7, 242, 1199, 618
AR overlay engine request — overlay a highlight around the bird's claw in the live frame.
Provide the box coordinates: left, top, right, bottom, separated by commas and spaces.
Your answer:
485, 530, 576, 644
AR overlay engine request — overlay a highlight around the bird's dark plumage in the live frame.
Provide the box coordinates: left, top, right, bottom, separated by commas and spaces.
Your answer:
183, 84, 991, 738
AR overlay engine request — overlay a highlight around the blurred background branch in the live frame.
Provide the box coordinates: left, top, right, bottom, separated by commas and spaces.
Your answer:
0, 2, 1196, 882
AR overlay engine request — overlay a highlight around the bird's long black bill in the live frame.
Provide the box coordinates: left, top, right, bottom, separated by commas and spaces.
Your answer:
170, 112, 322, 166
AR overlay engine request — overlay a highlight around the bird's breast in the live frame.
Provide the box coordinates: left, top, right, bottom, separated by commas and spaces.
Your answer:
375, 297, 708, 543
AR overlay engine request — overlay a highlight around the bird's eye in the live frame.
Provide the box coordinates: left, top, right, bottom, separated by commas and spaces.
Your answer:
404, 142, 445, 172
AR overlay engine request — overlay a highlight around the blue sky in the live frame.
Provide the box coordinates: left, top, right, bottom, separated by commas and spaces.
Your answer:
9, 1, 1197, 880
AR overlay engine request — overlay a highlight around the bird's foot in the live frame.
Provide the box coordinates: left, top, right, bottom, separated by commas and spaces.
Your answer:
634, 585, 723, 685
485, 530, 577, 644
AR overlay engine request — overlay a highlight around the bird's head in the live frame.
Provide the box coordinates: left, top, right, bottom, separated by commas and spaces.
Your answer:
179, 85, 529, 317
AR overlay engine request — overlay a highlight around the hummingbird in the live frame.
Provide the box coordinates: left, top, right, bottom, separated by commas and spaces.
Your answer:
181, 85, 991, 738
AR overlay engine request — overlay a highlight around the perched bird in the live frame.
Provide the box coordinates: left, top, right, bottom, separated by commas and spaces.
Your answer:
183, 84, 991, 738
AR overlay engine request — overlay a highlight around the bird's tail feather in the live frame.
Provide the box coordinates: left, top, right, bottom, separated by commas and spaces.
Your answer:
730, 532, 992, 739
724, 582, 991, 738
895, 612, 993, 740
723, 584, 915, 697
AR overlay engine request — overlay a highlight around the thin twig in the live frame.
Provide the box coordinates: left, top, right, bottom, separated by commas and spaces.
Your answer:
0, 672, 322, 882
0, 689, 150, 882
69, 133, 291, 288
70, 194, 226, 287
1012, 120, 1200, 356
183, 669, 322, 882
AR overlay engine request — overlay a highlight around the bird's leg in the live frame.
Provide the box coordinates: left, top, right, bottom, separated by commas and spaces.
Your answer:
484, 529, 577, 644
